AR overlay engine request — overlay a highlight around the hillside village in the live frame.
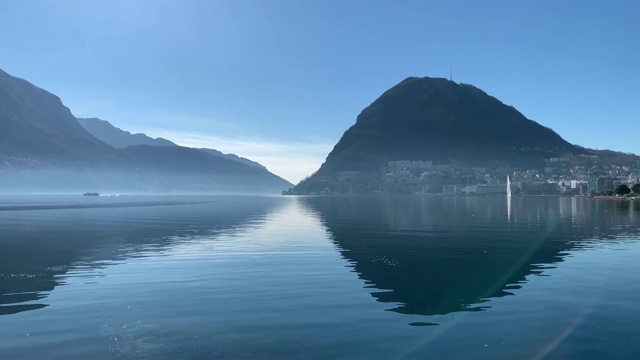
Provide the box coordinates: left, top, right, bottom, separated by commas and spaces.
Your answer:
287, 153, 640, 196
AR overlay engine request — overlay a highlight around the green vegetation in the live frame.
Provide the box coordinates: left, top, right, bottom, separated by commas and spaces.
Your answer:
615, 184, 631, 195
632, 183, 640, 194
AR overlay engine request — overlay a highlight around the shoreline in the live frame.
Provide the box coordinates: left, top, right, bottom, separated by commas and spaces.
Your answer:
591, 195, 639, 201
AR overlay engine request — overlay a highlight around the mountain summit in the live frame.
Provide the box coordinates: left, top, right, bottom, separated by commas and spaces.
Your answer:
322, 76, 577, 172
293, 76, 635, 194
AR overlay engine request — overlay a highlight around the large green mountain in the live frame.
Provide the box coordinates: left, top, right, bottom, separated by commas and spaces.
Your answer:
0, 69, 291, 194
294, 76, 637, 193
321, 76, 577, 173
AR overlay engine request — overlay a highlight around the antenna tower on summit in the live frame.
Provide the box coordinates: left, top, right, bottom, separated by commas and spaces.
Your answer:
450, 68, 453, 82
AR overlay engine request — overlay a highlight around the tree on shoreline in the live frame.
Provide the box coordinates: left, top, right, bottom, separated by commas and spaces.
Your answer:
632, 183, 640, 194
615, 184, 631, 195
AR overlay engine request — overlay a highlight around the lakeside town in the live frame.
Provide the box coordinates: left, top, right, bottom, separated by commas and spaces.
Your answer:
292, 153, 640, 196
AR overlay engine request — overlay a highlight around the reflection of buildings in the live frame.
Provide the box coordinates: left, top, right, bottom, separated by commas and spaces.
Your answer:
302, 196, 640, 317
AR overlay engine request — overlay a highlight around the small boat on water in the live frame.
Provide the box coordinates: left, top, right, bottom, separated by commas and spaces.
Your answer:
83, 192, 100, 196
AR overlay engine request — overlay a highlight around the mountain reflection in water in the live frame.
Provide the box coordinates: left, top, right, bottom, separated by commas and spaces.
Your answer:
0, 196, 280, 316
301, 196, 640, 317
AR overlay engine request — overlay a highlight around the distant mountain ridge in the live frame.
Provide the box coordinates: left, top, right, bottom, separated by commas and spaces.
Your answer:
0, 69, 291, 194
77, 118, 175, 148
77, 117, 266, 169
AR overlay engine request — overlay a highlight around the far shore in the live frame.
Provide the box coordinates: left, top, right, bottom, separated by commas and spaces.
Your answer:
591, 195, 639, 201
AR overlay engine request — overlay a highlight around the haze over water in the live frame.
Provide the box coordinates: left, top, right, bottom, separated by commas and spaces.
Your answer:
1, 195, 639, 359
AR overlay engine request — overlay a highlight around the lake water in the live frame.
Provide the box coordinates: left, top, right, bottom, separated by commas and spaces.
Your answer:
1, 195, 639, 359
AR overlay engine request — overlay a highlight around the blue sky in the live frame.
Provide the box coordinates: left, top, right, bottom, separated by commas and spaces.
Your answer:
1, 0, 638, 182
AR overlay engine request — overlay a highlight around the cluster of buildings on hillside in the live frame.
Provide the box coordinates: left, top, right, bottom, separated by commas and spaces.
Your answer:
330, 155, 640, 195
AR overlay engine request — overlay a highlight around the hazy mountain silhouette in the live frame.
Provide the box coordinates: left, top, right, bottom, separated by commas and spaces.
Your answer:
196, 148, 266, 170
294, 76, 638, 192
77, 117, 176, 148
0, 69, 291, 193
77, 117, 266, 169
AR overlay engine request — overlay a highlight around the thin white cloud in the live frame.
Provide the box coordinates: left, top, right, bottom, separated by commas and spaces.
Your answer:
139, 129, 333, 184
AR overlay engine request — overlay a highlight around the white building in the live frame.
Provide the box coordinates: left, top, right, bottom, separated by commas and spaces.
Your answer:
442, 184, 457, 195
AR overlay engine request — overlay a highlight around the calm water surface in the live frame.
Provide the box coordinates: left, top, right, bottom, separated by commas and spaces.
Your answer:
1, 195, 639, 359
